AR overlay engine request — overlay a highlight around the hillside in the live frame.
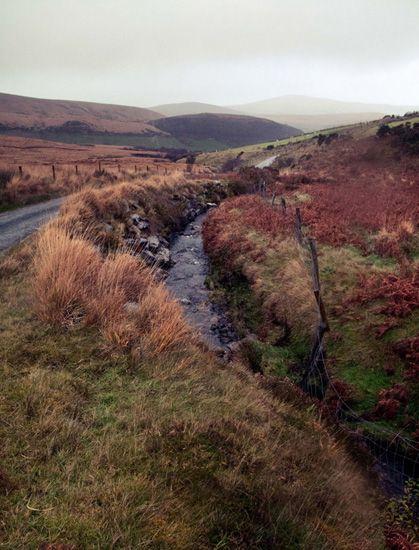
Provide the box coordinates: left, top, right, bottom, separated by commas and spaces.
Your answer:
260, 112, 385, 133
0, 92, 162, 134
152, 113, 301, 148
199, 113, 419, 169
151, 101, 240, 117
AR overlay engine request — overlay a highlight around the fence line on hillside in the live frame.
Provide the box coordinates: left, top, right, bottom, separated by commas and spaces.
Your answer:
268, 186, 418, 492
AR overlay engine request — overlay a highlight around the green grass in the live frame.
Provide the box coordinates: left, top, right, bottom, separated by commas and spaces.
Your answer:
318, 245, 417, 430
0, 251, 384, 547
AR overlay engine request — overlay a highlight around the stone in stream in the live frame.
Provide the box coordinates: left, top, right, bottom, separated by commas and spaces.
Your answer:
155, 247, 171, 268
147, 235, 160, 251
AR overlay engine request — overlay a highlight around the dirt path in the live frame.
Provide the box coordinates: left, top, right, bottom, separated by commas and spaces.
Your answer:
165, 212, 236, 350
0, 197, 63, 252
256, 155, 277, 168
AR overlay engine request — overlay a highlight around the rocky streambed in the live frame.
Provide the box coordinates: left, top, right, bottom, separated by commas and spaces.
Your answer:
165, 210, 237, 350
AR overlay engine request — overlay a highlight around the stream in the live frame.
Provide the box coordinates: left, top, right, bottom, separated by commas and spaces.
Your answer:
165, 211, 237, 350
164, 208, 415, 497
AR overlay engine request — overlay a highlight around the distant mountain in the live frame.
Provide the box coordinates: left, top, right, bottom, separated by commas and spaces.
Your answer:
151, 113, 301, 148
231, 94, 417, 117
152, 102, 241, 117
0, 92, 163, 134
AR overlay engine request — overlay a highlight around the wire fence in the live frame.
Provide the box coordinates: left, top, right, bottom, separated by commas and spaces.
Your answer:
256, 177, 418, 494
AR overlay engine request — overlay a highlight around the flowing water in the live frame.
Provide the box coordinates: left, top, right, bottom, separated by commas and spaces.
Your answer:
165, 211, 236, 350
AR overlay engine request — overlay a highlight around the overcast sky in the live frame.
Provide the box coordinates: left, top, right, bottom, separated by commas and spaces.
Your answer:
0, 0, 418, 107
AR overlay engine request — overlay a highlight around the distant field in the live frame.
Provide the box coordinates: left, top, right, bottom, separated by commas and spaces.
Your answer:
0, 135, 206, 209
0, 135, 174, 167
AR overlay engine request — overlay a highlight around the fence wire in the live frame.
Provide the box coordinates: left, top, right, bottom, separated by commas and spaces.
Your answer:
262, 184, 418, 493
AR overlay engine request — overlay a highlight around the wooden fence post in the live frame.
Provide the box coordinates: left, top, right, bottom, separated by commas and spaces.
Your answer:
271, 192, 276, 206
52, 165, 56, 180
75, 164, 78, 175
294, 207, 303, 244
18, 166, 23, 177
146, 165, 149, 172
98, 161, 102, 172
308, 238, 329, 331
281, 197, 287, 214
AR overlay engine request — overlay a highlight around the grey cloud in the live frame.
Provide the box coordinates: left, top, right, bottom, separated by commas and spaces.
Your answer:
0, 0, 418, 105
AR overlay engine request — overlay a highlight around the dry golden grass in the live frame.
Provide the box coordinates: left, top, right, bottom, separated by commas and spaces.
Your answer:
33, 227, 101, 326
33, 224, 191, 358
0, 148, 212, 208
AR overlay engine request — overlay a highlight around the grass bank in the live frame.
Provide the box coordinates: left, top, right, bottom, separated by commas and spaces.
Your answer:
0, 174, 385, 547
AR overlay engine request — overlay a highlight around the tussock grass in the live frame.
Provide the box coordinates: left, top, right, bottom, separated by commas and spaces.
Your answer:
33, 227, 101, 325
33, 225, 191, 358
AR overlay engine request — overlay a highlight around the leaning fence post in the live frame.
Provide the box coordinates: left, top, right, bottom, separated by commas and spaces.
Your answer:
308, 237, 329, 331
18, 166, 23, 177
52, 165, 56, 180
294, 207, 303, 244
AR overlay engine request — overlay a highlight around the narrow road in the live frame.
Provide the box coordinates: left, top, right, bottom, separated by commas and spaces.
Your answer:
256, 155, 277, 169
0, 197, 63, 252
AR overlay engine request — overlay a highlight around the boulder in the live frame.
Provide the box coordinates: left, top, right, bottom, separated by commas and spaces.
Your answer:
147, 235, 160, 252
131, 214, 150, 230
155, 247, 171, 268
137, 220, 150, 230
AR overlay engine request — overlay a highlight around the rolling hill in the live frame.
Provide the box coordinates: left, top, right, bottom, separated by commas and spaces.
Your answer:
0, 92, 162, 134
152, 113, 301, 148
0, 93, 301, 151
